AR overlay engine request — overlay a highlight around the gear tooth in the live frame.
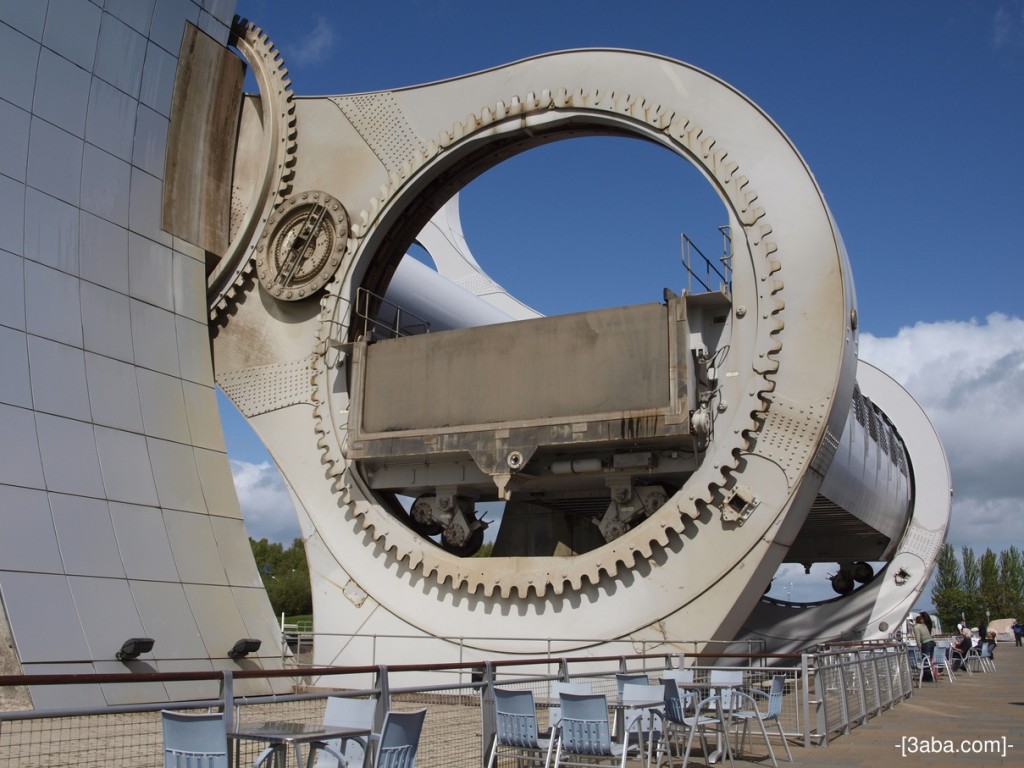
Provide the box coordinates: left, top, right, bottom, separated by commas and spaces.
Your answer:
634, 539, 654, 561
653, 106, 673, 129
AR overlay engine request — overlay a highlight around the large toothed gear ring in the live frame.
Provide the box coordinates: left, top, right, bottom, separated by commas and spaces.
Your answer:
310, 87, 795, 600
208, 17, 297, 322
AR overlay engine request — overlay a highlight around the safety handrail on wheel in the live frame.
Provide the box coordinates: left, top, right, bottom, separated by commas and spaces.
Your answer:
355, 286, 431, 340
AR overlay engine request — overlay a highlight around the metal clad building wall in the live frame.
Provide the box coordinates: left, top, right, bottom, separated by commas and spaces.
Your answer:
0, 0, 282, 708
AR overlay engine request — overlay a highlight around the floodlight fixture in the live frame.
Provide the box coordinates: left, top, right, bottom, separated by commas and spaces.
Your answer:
116, 637, 155, 661
228, 638, 262, 659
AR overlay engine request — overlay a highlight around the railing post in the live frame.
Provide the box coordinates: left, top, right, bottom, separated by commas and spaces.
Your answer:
479, 662, 497, 768
853, 651, 868, 724
375, 664, 391, 735
221, 670, 234, 732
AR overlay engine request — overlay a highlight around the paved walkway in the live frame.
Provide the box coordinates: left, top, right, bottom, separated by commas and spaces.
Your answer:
780, 643, 1024, 767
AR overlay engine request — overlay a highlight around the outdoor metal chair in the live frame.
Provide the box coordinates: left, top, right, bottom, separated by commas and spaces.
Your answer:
615, 673, 650, 698
729, 675, 792, 765
612, 673, 650, 736
314, 695, 380, 767
962, 644, 986, 673
620, 683, 666, 766
979, 641, 997, 672
950, 645, 974, 676
659, 670, 696, 715
931, 645, 956, 683
549, 681, 593, 738
679, 693, 734, 768
487, 688, 551, 768
708, 669, 745, 714
162, 710, 266, 768
374, 708, 427, 768
552, 691, 639, 768
906, 645, 935, 686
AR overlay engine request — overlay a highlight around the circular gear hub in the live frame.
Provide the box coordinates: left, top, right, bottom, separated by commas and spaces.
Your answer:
257, 192, 349, 300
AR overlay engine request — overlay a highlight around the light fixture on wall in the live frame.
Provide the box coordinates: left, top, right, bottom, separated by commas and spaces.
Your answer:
228, 638, 262, 659
116, 637, 155, 661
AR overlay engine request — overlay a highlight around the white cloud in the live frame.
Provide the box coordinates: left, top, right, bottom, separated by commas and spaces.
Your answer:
765, 314, 1024, 604
860, 314, 1024, 556
230, 458, 302, 544
287, 15, 337, 67
993, 0, 1024, 50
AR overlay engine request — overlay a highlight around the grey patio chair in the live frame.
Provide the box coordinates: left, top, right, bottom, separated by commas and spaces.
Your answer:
487, 688, 551, 768
931, 645, 956, 682
906, 645, 935, 686
729, 675, 793, 766
374, 708, 427, 768
314, 695, 380, 767
979, 641, 996, 671
620, 682, 666, 764
552, 691, 639, 768
680, 692, 734, 768
162, 710, 274, 768
549, 681, 593, 737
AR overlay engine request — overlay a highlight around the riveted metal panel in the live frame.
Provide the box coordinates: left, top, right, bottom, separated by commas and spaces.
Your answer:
331, 93, 426, 174
217, 359, 313, 417
755, 395, 828, 487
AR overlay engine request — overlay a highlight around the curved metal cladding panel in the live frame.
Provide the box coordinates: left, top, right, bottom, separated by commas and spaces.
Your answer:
0, 1, 284, 708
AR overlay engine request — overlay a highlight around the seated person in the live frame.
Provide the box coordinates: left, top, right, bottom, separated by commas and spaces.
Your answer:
951, 629, 973, 670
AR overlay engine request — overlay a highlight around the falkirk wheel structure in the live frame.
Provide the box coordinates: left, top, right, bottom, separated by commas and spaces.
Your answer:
0, 4, 949, 707
201, 22, 953, 664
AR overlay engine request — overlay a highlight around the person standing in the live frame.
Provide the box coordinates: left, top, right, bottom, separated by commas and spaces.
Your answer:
915, 614, 937, 680
1013, 619, 1022, 647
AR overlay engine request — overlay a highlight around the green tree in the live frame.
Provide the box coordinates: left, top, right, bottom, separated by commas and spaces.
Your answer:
250, 537, 313, 617
999, 546, 1024, 619
962, 546, 980, 594
472, 541, 494, 558
932, 543, 970, 631
979, 548, 1001, 621
961, 546, 981, 626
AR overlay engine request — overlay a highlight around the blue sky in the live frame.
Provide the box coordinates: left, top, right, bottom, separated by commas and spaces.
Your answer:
225, 1, 1024, 604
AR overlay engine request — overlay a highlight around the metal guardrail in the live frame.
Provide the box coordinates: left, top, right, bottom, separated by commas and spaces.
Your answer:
0, 642, 913, 766
273, 631, 769, 674
807, 639, 914, 745
680, 230, 732, 294
354, 286, 431, 340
